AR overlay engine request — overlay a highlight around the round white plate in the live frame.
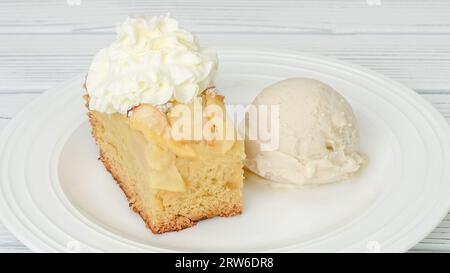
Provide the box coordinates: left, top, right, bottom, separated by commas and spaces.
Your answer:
1, 50, 449, 253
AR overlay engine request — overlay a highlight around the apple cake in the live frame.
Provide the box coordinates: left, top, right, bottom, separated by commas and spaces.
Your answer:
84, 15, 245, 233
86, 91, 244, 233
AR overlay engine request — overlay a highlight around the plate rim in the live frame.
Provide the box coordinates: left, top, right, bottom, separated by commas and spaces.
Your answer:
1, 49, 449, 252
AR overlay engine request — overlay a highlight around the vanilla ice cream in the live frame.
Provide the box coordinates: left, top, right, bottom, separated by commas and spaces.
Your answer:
244, 78, 366, 187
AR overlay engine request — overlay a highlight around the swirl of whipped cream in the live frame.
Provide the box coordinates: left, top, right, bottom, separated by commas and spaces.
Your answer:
86, 15, 218, 114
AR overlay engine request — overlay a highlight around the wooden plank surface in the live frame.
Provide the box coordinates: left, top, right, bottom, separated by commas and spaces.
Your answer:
1, 0, 450, 253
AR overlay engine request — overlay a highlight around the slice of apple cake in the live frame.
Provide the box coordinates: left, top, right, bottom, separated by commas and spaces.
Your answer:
84, 15, 245, 233
87, 92, 244, 233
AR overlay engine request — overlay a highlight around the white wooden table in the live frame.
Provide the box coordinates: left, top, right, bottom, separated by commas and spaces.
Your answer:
1, 0, 450, 253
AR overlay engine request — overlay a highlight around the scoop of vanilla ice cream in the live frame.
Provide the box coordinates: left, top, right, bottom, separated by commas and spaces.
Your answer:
244, 78, 366, 187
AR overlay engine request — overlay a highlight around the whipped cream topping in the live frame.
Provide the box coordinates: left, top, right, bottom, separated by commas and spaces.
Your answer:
86, 15, 218, 114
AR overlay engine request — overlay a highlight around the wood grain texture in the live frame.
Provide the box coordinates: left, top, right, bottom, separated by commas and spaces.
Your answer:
0, 223, 30, 253
1, 34, 450, 91
0, 0, 450, 252
1, 0, 450, 34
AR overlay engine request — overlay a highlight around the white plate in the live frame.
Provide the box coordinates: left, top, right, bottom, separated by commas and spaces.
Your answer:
1, 50, 449, 253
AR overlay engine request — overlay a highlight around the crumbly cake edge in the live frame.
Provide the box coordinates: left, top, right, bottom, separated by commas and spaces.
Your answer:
86, 103, 242, 234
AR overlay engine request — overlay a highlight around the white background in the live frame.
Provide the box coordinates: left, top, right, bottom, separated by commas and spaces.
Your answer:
1, 0, 450, 252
